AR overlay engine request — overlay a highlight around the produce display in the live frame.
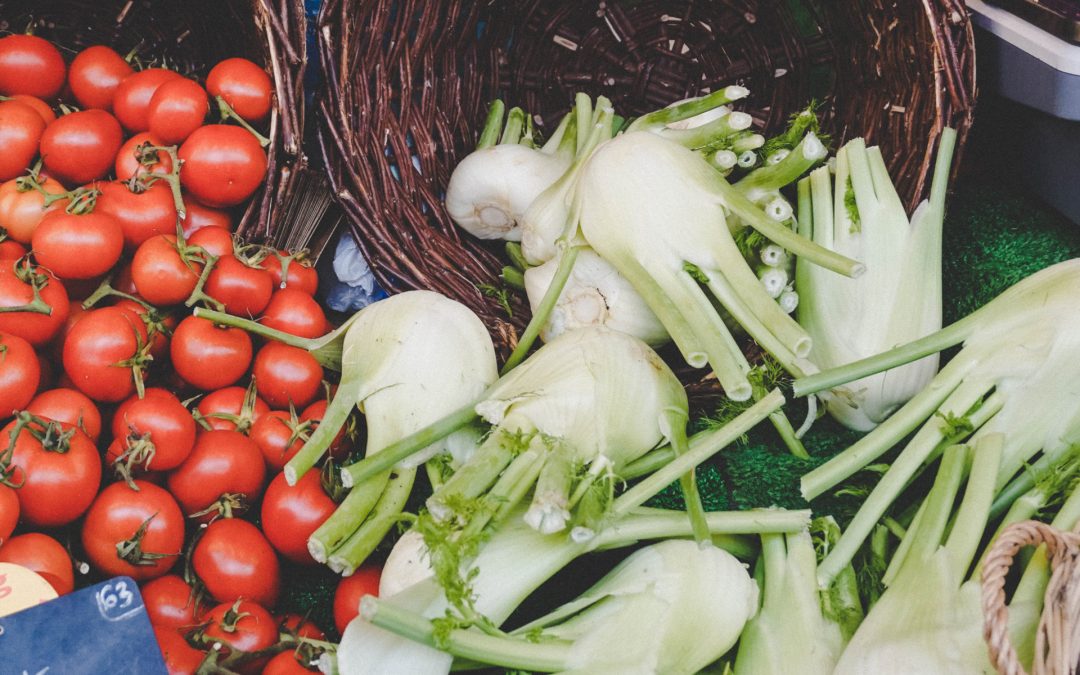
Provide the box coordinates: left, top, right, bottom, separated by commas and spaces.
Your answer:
0, 19, 1072, 675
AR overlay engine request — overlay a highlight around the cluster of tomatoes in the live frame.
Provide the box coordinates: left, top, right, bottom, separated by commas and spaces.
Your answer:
0, 33, 380, 673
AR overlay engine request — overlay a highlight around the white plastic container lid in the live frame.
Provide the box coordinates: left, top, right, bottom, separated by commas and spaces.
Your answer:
968, 0, 1080, 75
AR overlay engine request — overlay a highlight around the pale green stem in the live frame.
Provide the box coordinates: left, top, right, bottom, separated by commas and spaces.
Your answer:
903, 445, 969, 567
193, 306, 355, 370
307, 471, 390, 562
943, 435, 1003, 580
426, 460, 445, 491
883, 500, 926, 586
499, 108, 525, 145
525, 447, 574, 533
666, 407, 710, 544
485, 447, 547, 534
735, 133, 826, 197
628, 85, 749, 131
477, 100, 506, 150
574, 93, 593, 155
732, 133, 765, 154
426, 430, 515, 522
500, 245, 582, 374
704, 266, 810, 366
539, 113, 572, 155
284, 381, 355, 485
974, 484, 1048, 581
660, 111, 753, 149
328, 468, 416, 575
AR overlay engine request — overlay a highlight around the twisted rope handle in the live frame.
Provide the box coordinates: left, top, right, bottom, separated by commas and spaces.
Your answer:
981, 520, 1080, 675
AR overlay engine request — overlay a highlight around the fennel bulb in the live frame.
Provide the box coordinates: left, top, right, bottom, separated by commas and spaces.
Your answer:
523, 247, 668, 346
795, 130, 957, 431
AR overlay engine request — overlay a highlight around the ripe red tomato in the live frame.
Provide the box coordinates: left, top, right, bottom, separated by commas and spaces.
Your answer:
95, 180, 178, 249
334, 566, 382, 635
131, 235, 202, 306
114, 131, 173, 180
192, 519, 280, 607
205, 255, 272, 318
110, 389, 196, 472
0, 532, 73, 595
186, 225, 234, 259
202, 600, 277, 673
143, 574, 206, 629
153, 627, 206, 675
112, 298, 176, 360
261, 254, 319, 295
0, 332, 39, 416
32, 210, 123, 279
0, 35, 65, 99
68, 45, 134, 111
0, 258, 69, 345
264, 651, 319, 675
261, 471, 336, 565
39, 110, 124, 185
81, 480, 185, 581
166, 430, 266, 515
261, 289, 328, 339
7, 95, 55, 124
180, 194, 232, 237
0, 175, 68, 243
0, 101, 46, 181
62, 306, 148, 402
178, 125, 267, 207
170, 316, 251, 391
300, 399, 352, 460
206, 58, 273, 122
196, 386, 269, 433
0, 482, 18, 546
148, 78, 208, 145
252, 342, 323, 409
26, 387, 101, 440
0, 239, 26, 260
112, 68, 182, 133
6, 417, 101, 527
250, 410, 304, 471
278, 613, 325, 640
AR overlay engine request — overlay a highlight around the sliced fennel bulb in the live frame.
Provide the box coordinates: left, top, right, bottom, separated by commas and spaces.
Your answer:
796, 129, 956, 431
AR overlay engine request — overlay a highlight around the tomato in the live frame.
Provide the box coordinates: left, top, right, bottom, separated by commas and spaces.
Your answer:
261, 254, 319, 295
170, 316, 251, 391
300, 399, 352, 460
0, 35, 65, 99
195, 386, 269, 433
264, 651, 319, 675
110, 389, 195, 472
115, 132, 173, 181
113, 298, 176, 360
192, 519, 280, 607
261, 289, 328, 339
39, 110, 124, 185
250, 410, 304, 471
180, 194, 232, 237
166, 430, 266, 515
178, 125, 266, 208
68, 45, 134, 111
0, 332, 39, 416
154, 627, 206, 675
26, 387, 101, 440
7, 95, 55, 124
95, 180, 178, 249
201, 600, 277, 673
62, 306, 148, 402
32, 210, 123, 279
81, 481, 185, 581
143, 574, 205, 629
186, 225, 234, 259
0, 482, 17, 546
261, 471, 335, 565
0, 101, 46, 181
252, 342, 323, 409
0, 532, 73, 595
0, 238, 26, 260
278, 613, 325, 640
205, 255, 272, 318
0, 175, 68, 243
148, 78, 208, 145
0, 259, 69, 345
334, 565, 382, 635
112, 68, 182, 133
131, 235, 202, 306
206, 58, 272, 123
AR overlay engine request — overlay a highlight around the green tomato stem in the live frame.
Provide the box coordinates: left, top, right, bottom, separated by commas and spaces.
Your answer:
215, 95, 271, 147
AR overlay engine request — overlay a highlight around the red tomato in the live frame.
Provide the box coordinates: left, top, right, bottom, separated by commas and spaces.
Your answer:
62, 306, 149, 402
250, 410, 304, 471
148, 78, 208, 145
260, 253, 318, 295
261, 471, 335, 565
95, 180, 178, 249
170, 316, 251, 391
32, 210, 123, 279
114, 131, 173, 181
186, 225, 233, 259
0, 332, 39, 416
26, 387, 101, 440
278, 613, 325, 640
166, 430, 266, 515
264, 651, 319, 675
110, 389, 195, 472
69, 45, 134, 111
261, 289, 328, 339
131, 235, 202, 306
0, 532, 73, 595
0, 239, 26, 260
193, 520, 280, 608
39, 110, 124, 185
81, 480, 185, 581
0, 35, 65, 99
205, 255, 272, 318
202, 600, 277, 673
334, 566, 382, 635
300, 399, 352, 460
7, 95, 55, 124
178, 125, 266, 207
195, 386, 269, 433
143, 574, 205, 629
112, 68, 182, 133
180, 194, 232, 237
0, 175, 68, 243
154, 627, 206, 675
112, 298, 176, 360
0, 101, 46, 181
0, 258, 69, 345
6, 417, 100, 527
0, 482, 17, 546
206, 58, 273, 122
252, 342, 323, 409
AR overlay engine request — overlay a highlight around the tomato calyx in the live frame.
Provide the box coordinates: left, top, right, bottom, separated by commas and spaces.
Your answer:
110, 431, 157, 489
262, 248, 313, 291
140, 143, 187, 218
189, 493, 249, 522
214, 95, 270, 148
115, 512, 180, 567
113, 328, 154, 400
6, 410, 76, 455
193, 379, 261, 434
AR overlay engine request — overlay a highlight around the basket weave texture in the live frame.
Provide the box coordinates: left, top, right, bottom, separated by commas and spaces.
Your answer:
315, 0, 977, 355
0, 0, 307, 243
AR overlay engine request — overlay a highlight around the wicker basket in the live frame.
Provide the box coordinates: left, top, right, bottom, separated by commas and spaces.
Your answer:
0, 0, 308, 243
315, 0, 976, 359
